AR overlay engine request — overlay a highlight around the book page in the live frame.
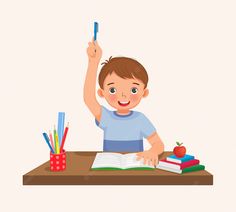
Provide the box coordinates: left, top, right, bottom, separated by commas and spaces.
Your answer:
122, 153, 154, 169
91, 152, 123, 169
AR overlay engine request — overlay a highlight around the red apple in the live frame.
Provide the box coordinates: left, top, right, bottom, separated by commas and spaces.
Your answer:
173, 142, 186, 158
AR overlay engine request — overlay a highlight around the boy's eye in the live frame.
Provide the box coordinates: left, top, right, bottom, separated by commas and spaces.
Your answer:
109, 87, 116, 94
131, 87, 138, 94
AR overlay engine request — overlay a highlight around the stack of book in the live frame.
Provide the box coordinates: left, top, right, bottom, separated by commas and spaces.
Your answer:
156, 154, 205, 174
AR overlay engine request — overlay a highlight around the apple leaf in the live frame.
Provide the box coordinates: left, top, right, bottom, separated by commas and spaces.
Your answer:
176, 142, 183, 146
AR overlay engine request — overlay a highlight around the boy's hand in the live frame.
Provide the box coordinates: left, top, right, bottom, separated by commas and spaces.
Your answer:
87, 38, 102, 64
136, 149, 159, 166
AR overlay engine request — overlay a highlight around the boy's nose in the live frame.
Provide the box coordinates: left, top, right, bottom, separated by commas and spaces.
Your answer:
121, 92, 127, 98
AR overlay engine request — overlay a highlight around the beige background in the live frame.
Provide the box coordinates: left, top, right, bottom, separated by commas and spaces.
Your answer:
0, 0, 236, 211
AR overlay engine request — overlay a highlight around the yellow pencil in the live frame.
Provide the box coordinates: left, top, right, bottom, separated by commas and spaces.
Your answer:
55, 132, 60, 154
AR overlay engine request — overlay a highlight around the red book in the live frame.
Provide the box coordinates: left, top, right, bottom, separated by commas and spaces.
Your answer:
158, 159, 200, 170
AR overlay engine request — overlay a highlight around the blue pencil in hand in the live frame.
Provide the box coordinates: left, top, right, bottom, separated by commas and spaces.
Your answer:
43, 132, 55, 153
94, 22, 98, 41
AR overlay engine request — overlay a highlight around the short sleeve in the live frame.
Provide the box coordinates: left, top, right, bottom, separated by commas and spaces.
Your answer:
139, 114, 156, 138
95, 106, 112, 130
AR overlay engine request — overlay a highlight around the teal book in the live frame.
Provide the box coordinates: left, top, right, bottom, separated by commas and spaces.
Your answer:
167, 154, 195, 164
91, 152, 155, 170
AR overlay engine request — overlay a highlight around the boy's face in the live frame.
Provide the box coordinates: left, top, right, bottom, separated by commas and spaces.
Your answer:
98, 72, 149, 111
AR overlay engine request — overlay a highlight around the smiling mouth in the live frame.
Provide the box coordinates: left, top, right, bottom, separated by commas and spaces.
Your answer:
118, 101, 130, 107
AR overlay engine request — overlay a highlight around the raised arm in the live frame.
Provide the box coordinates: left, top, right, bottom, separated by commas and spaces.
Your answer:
84, 39, 102, 121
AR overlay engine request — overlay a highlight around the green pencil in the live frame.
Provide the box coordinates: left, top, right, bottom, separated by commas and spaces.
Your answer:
53, 125, 59, 154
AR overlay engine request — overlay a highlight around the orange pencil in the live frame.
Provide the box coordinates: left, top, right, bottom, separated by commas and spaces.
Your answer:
60, 122, 69, 153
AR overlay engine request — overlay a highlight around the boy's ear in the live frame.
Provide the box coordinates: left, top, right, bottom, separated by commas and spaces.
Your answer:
97, 88, 104, 97
143, 88, 149, 98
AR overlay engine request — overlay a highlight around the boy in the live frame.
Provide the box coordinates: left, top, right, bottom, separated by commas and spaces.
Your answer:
84, 39, 164, 166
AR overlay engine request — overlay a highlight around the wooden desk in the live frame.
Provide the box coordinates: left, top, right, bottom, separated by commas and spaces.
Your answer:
23, 151, 213, 185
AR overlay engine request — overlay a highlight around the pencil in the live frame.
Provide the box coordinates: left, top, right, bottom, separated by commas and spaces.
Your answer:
49, 131, 54, 152
55, 132, 60, 154
53, 125, 57, 149
42, 132, 54, 153
60, 122, 69, 153
94, 22, 98, 41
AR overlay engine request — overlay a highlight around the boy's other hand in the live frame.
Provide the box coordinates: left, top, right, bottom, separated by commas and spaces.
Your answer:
136, 150, 159, 166
87, 38, 102, 64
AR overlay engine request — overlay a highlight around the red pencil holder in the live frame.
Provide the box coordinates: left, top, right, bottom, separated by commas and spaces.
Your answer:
50, 150, 66, 171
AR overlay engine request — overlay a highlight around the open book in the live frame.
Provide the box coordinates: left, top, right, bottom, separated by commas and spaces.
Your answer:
91, 152, 155, 170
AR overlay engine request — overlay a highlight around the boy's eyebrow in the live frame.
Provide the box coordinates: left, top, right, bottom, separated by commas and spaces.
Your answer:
107, 82, 115, 86
132, 82, 140, 86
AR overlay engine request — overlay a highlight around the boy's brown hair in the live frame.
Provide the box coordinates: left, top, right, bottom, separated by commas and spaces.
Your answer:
98, 57, 148, 89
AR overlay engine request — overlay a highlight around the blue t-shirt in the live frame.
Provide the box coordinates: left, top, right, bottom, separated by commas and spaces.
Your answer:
95, 106, 156, 152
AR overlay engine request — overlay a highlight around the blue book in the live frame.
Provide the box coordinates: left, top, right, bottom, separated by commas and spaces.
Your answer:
57, 112, 65, 146
166, 154, 194, 164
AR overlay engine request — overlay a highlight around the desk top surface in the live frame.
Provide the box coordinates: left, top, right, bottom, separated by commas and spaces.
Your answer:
23, 151, 213, 185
